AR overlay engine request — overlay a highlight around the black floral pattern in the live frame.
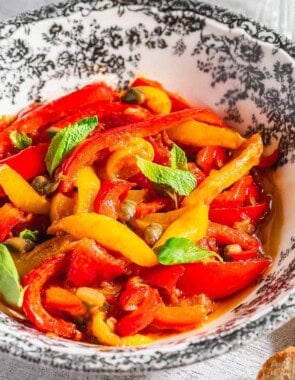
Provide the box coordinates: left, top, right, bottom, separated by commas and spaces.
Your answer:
0, 0, 293, 373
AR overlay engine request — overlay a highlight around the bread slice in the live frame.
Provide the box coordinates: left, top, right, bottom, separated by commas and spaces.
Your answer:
257, 346, 295, 379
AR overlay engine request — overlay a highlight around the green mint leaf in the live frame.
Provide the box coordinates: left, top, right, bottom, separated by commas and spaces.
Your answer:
9, 131, 32, 150
45, 116, 98, 175
170, 144, 188, 170
0, 244, 23, 306
137, 157, 196, 196
156, 237, 222, 265
19, 229, 38, 242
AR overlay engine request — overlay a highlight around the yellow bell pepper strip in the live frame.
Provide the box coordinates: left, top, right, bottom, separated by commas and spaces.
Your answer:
48, 213, 158, 267
74, 166, 100, 213
50, 192, 75, 222
132, 86, 172, 115
91, 310, 153, 346
167, 120, 245, 149
153, 201, 209, 248
0, 164, 50, 215
105, 137, 154, 180
183, 133, 264, 207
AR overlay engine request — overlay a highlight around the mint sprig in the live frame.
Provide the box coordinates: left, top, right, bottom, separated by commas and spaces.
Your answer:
137, 157, 196, 196
170, 144, 188, 170
0, 244, 23, 307
45, 116, 98, 175
156, 237, 222, 265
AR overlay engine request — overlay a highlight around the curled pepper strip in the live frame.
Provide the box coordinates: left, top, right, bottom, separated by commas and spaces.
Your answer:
58, 108, 208, 192
22, 254, 82, 339
0, 203, 24, 242
48, 213, 158, 267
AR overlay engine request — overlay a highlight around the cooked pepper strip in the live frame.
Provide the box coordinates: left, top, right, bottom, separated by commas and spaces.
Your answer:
184, 134, 264, 207
48, 213, 158, 267
177, 258, 270, 299
0, 82, 116, 151
154, 201, 209, 247
74, 166, 100, 214
207, 222, 260, 250
115, 287, 161, 337
0, 143, 48, 181
44, 286, 87, 317
132, 86, 172, 115
50, 193, 74, 222
168, 120, 245, 149
22, 254, 82, 339
0, 164, 50, 215
209, 199, 270, 227
258, 148, 280, 169
94, 179, 134, 219
153, 305, 207, 330
141, 265, 185, 293
58, 108, 208, 192
0, 203, 24, 242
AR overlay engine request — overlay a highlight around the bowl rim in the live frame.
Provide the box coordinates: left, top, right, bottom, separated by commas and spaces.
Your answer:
0, 0, 294, 373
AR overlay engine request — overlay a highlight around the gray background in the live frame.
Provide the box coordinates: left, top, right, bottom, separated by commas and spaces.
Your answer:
0, 1, 294, 379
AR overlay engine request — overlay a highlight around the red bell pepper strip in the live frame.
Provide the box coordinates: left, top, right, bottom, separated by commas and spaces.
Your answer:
22, 254, 82, 339
17, 102, 41, 119
258, 148, 280, 169
135, 199, 169, 218
207, 222, 260, 250
177, 258, 270, 299
141, 265, 185, 293
0, 143, 48, 181
115, 287, 162, 337
152, 304, 207, 330
0, 82, 116, 151
66, 238, 128, 287
0, 203, 24, 242
210, 175, 254, 208
131, 77, 225, 126
209, 198, 270, 227
94, 179, 135, 219
52, 101, 134, 130
196, 146, 227, 175
59, 107, 205, 192
119, 278, 150, 311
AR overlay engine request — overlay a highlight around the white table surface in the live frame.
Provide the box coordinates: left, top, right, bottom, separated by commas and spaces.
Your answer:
0, 1, 294, 379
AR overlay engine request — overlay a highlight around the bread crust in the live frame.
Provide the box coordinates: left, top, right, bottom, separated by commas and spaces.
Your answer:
257, 346, 295, 380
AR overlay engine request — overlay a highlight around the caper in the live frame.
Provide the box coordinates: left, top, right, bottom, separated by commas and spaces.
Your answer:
118, 200, 137, 222
121, 88, 145, 104
224, 244, 242, 261
46, 127, 61, 138
144, 223, 163, 246
4, 237, 35, 254
31, 176, 59, 195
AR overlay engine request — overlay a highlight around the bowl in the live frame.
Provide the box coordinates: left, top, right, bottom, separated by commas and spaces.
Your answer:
0, 0, 294, 373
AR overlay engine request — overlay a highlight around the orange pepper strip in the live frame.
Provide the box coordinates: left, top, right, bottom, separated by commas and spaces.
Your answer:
44, 286, 87, 317
50, 193, 75, 222
153, 305, 208, 330
48, 213, 158, 267
167, 120, 245, 149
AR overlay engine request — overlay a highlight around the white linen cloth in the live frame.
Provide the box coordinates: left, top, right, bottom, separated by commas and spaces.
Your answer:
0, 1, 294, 379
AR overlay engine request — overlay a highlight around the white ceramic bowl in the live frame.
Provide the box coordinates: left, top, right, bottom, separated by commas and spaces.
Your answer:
0, 0, 294, 373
